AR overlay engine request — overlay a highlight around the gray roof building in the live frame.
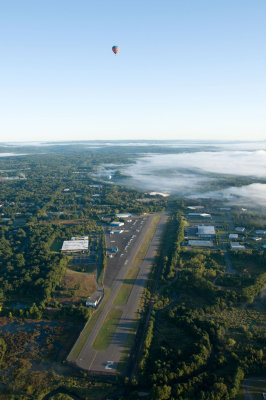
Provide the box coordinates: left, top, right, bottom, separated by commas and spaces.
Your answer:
197, 225, 216, 237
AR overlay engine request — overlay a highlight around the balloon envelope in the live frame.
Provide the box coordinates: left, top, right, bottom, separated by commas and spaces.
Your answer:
112, 46, 119, 54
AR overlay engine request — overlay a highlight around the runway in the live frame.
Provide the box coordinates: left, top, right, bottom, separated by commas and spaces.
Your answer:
68, 212, 167, 374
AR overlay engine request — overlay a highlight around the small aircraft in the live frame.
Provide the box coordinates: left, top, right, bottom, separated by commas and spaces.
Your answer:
112, 45, 119, 55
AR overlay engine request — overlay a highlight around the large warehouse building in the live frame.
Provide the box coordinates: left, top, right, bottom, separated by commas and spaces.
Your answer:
61, 238, 89, 253
197, 225, 216, 238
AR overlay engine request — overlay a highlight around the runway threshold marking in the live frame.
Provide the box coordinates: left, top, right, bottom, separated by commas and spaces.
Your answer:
105, 361, 115, 370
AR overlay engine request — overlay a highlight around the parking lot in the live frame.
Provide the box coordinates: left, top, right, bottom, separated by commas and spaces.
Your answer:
104, 216, 149, 288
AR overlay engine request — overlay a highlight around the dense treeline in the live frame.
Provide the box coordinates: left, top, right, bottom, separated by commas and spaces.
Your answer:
160, 212, 185, 280
134, 211, 265, 400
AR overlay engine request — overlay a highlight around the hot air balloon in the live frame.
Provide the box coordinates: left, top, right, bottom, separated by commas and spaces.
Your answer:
112, 45, 119, 55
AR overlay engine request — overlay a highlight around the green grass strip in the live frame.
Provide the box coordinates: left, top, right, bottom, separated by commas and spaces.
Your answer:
133, 215, 161, 266
113, 267, 140, 306
93, 308, 123, 351
69, 289, 111, 360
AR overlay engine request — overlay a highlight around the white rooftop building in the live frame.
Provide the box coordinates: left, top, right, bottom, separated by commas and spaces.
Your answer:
187, 206, 204, 210
252, 237, 262, 241
115, 213, 132, 219
110, 221, 124, 227
231, 242, 245, 250
110, 230, 124, 234
61, 239, 88, 253
197, 225, 216, 238
229, 233, 238, 239
235, 227, 245, 233
86, 289, 103, 308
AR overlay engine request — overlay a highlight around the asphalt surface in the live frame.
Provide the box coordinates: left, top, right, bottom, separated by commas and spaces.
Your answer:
68, 213, 167, 374
104, 216, 152, 288
244, 378, 266, 400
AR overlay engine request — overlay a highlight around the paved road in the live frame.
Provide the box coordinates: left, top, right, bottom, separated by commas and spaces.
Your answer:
244, 378, 266, 400
223, 248, 235, 274
68, 212, 167, 374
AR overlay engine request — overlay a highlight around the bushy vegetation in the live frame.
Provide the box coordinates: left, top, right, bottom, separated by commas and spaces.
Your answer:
135, 211, 265, 400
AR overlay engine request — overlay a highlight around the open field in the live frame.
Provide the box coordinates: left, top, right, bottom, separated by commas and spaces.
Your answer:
113, 267, 140, 306
93, 308, 123, 351
57, 268, 97, 304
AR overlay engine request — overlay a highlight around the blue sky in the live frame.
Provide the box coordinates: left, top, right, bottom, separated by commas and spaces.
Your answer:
0, 0, 265, 141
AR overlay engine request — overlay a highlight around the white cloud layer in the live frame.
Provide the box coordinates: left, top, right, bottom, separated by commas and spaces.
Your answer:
121, 147, 266, 206
189, 183, 266, 206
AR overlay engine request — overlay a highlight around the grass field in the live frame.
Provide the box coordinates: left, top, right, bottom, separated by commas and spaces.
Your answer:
113, 267, 140, 306
133, 215, 161, 266
69, 289, 111, 360
93, 308, 123, 351
62, 268, 97, 298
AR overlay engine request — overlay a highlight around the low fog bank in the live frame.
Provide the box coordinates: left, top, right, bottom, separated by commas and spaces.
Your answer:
118, 148, 266, 207
188, 183, 266, 207
124, 150, 266, 178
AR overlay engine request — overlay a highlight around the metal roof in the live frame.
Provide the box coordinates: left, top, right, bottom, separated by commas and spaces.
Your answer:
61, 239, 88, 251
197, 225, 216, 235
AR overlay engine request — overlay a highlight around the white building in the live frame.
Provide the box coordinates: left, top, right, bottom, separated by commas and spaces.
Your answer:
110, 221, 124, 227
197, 225, 216, 238
252, 237, 262, 241
115, 213, 132, 219
110, 229, 124, 234
229, 233, 238, 239
188, 240, 213, 247
86, 290, 103, 308
235, 227, 245, 233
187, 206, 204, 210
231, 242, 245, 250
61, 239, 88, 253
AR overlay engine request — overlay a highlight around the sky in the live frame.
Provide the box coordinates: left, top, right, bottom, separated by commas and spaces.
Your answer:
0, 0, 265, 142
